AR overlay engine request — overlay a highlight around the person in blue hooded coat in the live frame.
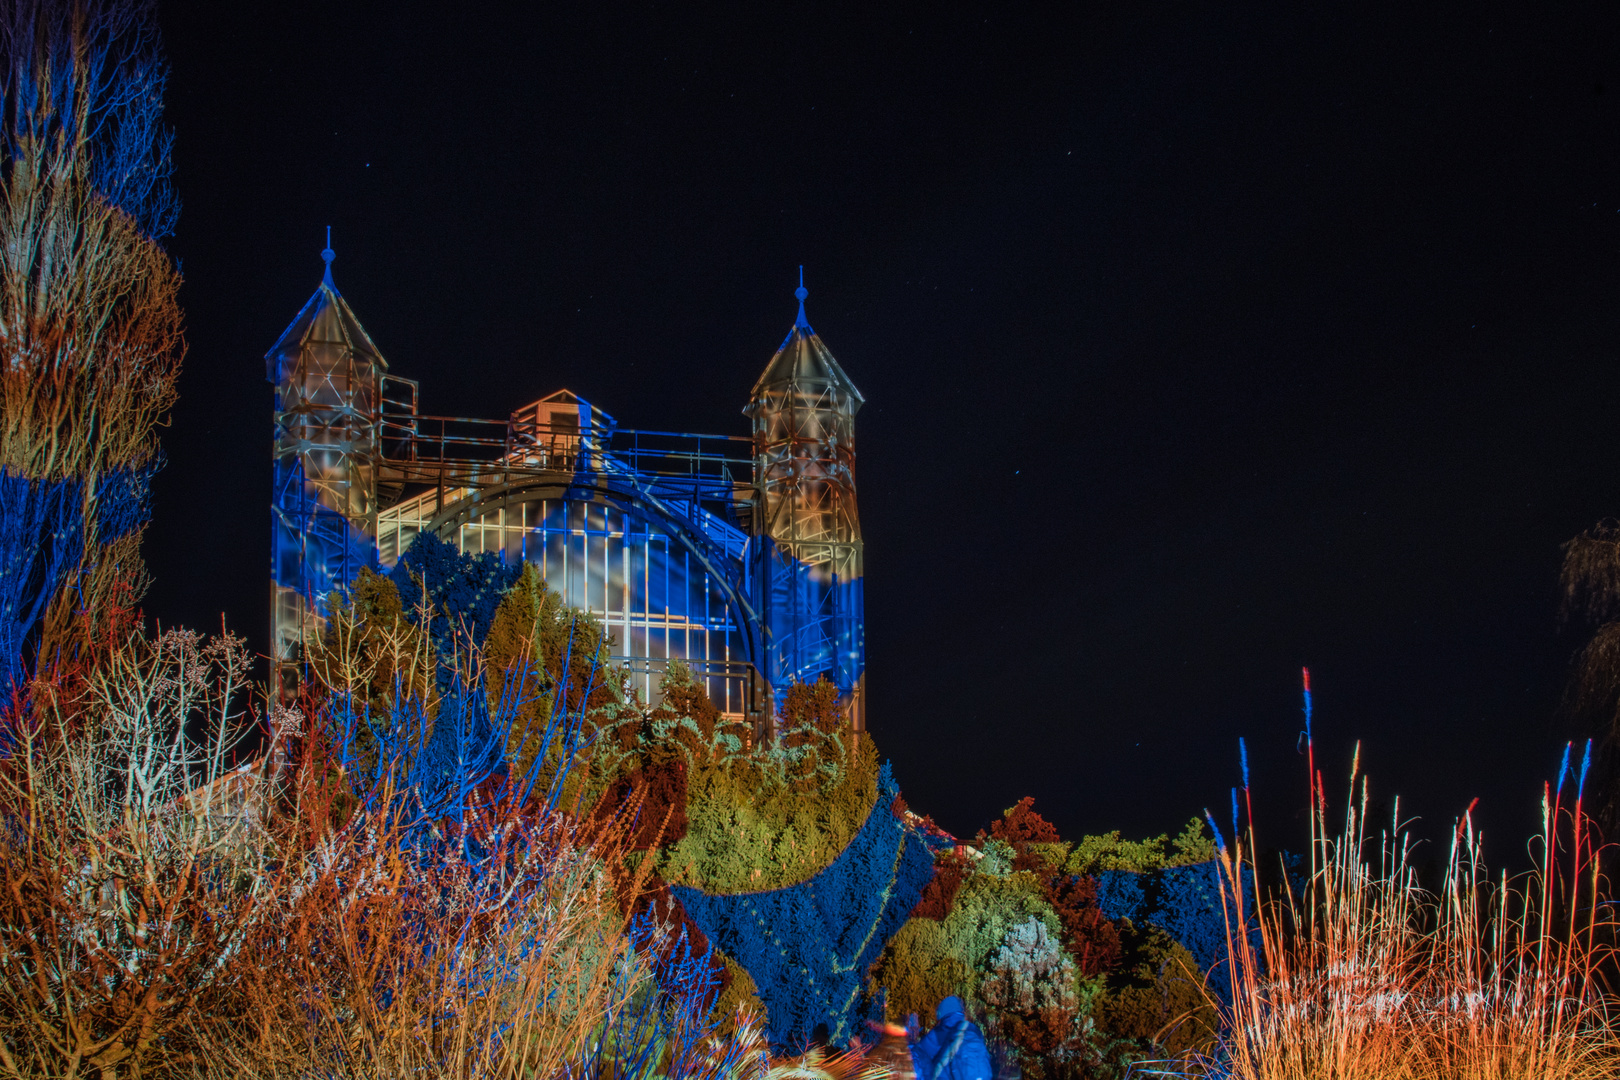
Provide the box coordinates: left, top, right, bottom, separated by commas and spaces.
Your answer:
909, 996, 993, 1080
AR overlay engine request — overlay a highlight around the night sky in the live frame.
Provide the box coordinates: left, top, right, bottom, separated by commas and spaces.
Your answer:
147, 1, 1620, 861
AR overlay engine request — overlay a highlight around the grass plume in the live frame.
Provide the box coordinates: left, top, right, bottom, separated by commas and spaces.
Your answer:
1189, 725, 1620, 1080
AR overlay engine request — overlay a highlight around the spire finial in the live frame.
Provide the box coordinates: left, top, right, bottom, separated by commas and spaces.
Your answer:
321, 226, 336, 288
794, 265, 810, 330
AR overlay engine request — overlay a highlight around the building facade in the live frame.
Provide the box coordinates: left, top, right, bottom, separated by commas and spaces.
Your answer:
269, 252, 865, 738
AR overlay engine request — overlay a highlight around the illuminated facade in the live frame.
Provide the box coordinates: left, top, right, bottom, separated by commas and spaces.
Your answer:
269, 254, 865, 738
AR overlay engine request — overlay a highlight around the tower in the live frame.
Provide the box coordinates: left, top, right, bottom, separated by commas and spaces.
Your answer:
264, 247, 870, 741
267, 239, 387, 699
744, 272, 866, 736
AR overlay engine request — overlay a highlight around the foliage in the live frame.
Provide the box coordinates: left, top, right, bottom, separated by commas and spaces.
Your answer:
1093, 860, 1247, 1007
310, 566, 436, 720
1041, 873, 1121, 978
710, 952, 768, 1038
303, 558, 914, 1055
571, 914, 772, 1080
310, 558, 633, 815
0, 622, 264, 1078
627, 876, 730, 1011
986, 796, 1062, 872
872, 801, 1226, 1080
774, 679, 852, 790
909, 846, 972, 920
303, 572, 920, 1060
873, 867, 1057, 1026
597, 745, 692, 851
931, 872, 1061, 997
661, 731, 881, 893
616, 674, 877, 895
483, 562, 632, 792
647, 662, 728, 756
1558, 519, 1620, 835
389, 531, 524, 689
1560, 519, 1620, 627
673, 763, 936, 1050
1089, 926, 1216, 1059
866, 916, 966, 1026
978, 918, 1081, 1054
0, 592, 772, 1079
1064, 818, 1214, 877
874, 862, 1164, 1080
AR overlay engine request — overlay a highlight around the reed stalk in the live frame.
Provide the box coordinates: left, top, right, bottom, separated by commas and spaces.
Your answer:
1189, 676, 1620, 1080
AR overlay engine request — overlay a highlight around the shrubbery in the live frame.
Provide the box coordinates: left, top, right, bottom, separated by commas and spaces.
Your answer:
0, 7, 1214, 1069
0, 537, 780, 1077
10, 7, 1617, 1080
869, 797, 1221, 1079
282, 535, 932, 1056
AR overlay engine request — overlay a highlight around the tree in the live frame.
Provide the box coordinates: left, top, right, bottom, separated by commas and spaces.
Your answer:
0, 0, 183, 690
1557, 519, 1620, 835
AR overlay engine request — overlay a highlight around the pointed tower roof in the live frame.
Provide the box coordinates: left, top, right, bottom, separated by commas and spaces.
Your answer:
749, 269, 865, 407
265, 232, 388, 381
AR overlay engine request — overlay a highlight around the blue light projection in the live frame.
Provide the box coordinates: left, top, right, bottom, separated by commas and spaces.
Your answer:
756, 536, 865, 704
672, 763, 934, 1050
0, 471, 84, 692
270, 265, 868, 734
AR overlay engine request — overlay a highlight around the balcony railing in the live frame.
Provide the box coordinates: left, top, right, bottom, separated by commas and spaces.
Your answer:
376, 406, 753, 496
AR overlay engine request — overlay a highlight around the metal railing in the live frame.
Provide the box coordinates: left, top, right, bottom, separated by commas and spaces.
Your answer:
375, 406, 754, 492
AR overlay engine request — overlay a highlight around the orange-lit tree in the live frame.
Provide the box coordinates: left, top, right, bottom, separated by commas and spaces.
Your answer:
0, 0, 183, 691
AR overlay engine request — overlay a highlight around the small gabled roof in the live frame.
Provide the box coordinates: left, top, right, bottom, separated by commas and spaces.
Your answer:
748, 272, 864, 408
264, 244, 387, 381
510, 388, 616, 430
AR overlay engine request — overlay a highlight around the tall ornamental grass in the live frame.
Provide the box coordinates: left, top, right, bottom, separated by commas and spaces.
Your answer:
1190, 674, 1620, 1080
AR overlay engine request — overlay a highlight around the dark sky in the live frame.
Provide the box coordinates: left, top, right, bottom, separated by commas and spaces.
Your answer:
148, 0, 1620, 860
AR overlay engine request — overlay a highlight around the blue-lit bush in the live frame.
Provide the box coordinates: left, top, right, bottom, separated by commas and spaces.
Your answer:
1095, 860, 1257, 1007
673, 762, 935, 1050
571, 912, 769, 1080
208, 615, 764, 1076
390, 531, 524, 688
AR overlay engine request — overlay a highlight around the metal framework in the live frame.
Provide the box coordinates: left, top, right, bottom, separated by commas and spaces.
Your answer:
267, 251, 385, 702
744, 285, 866, 734
268, 255, 865, 739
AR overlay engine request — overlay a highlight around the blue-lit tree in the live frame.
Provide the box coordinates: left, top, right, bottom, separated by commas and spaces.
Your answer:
0, 0, 182, 692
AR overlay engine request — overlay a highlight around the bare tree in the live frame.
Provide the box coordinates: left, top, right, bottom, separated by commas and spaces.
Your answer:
0, 623, 268, 1079
0, 0, 183, 687
1558, 519, 1620, 835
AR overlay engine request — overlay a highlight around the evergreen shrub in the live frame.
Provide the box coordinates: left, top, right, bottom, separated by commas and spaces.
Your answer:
1094, 859, 1253, 1007
662, 732, 880, 893
672, 762, 935, 1050
389, 531, 524, 688
1064, 818, 1215, 876
1089, 925, 1216, 1058
871, 799, 1224, 1079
